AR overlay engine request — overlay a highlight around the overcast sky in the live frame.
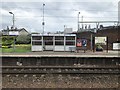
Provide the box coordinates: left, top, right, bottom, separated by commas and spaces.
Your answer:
1, 0, 119, 33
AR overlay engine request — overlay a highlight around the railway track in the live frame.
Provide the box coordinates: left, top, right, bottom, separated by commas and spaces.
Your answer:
2, 66, 119, 89
2, 66, 119, 74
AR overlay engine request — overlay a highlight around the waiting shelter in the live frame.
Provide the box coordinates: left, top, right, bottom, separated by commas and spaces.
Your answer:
31, 33, 76, 51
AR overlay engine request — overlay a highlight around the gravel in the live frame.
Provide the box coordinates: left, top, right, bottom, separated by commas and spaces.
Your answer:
2, 74, 119, 88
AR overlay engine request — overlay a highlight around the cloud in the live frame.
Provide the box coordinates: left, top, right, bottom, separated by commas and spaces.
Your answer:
0, 0, 119, 33
1, 0, 119, 2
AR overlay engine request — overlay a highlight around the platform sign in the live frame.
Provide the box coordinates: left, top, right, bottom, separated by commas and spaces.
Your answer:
95, 37, 107, 45
113, 43, 120, 50
77, 39, 87, 47
82, 39, 87, 47
77, 39, 82, 47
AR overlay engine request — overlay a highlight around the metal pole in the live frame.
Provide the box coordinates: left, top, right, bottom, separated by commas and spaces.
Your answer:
13, 36, 16, 52
42, 3, 45, 34
78, 12, 80, 31
13, 14, 15, 29
13, 14, 15, 52
106, 37, 108, 53
9, 12, 15, 52
91, 33, 93, 51
64, 25, 66, 51
64, 25, 67, 33
64, 25, 66, 31
82, 16, 83, 29
9, 12, 15, 29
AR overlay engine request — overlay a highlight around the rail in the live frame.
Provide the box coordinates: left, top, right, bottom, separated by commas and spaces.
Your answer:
2, 66, 119, 74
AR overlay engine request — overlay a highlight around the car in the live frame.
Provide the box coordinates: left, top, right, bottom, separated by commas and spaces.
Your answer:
96, 45, 103, 51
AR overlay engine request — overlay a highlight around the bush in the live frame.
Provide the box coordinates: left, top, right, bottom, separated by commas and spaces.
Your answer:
2, 36, 14, 46
16, 35, 31, 44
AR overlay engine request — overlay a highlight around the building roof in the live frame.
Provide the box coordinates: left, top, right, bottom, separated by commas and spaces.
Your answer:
32, 33, 76, 36
1, 28, 29, 33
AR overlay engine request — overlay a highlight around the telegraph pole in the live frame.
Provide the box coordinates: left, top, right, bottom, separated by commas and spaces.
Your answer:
42, 3, 45, 34
78, 12, 80, 31
82, 16, 83, 29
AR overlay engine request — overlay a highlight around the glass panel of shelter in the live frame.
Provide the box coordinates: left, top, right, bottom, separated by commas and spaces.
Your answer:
32, 41, 42, 45
32, 36, 42, 40
55, 36, 64, 45
43, 36, 53, 45
32, 35, 76, 51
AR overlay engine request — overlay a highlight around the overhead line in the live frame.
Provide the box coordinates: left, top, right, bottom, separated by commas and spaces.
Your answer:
4, 16, 118, 18
1, 7, 118, 12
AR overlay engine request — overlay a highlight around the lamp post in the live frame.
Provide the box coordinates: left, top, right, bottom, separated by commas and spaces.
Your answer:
9, 12, 15, 29
78, 12, 80, 31
42, 3, 45, 34
9, 11, 15, 51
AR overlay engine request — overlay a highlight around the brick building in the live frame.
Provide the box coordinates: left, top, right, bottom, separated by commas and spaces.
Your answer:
76, 26, 120, 50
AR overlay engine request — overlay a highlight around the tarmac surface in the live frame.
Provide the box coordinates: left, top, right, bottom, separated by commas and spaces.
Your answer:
1, 50, 120, 57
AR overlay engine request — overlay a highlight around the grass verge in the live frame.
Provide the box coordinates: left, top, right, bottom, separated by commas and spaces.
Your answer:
1, 44, 31, 53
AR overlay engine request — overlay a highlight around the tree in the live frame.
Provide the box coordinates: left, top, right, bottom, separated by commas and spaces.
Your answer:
16, 35, 31, 44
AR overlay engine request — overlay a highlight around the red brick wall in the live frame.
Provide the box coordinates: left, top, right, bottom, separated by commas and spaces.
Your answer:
76, 26, 120, 50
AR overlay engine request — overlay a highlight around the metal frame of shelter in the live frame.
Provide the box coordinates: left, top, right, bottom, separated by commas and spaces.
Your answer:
31, 34, 76, 52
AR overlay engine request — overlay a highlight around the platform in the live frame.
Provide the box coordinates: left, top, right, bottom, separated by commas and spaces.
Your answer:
0, 50, 119, 57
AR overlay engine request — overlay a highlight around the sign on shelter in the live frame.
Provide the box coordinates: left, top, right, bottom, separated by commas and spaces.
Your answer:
77, 39, 87, 47
95, 37, 107, 45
